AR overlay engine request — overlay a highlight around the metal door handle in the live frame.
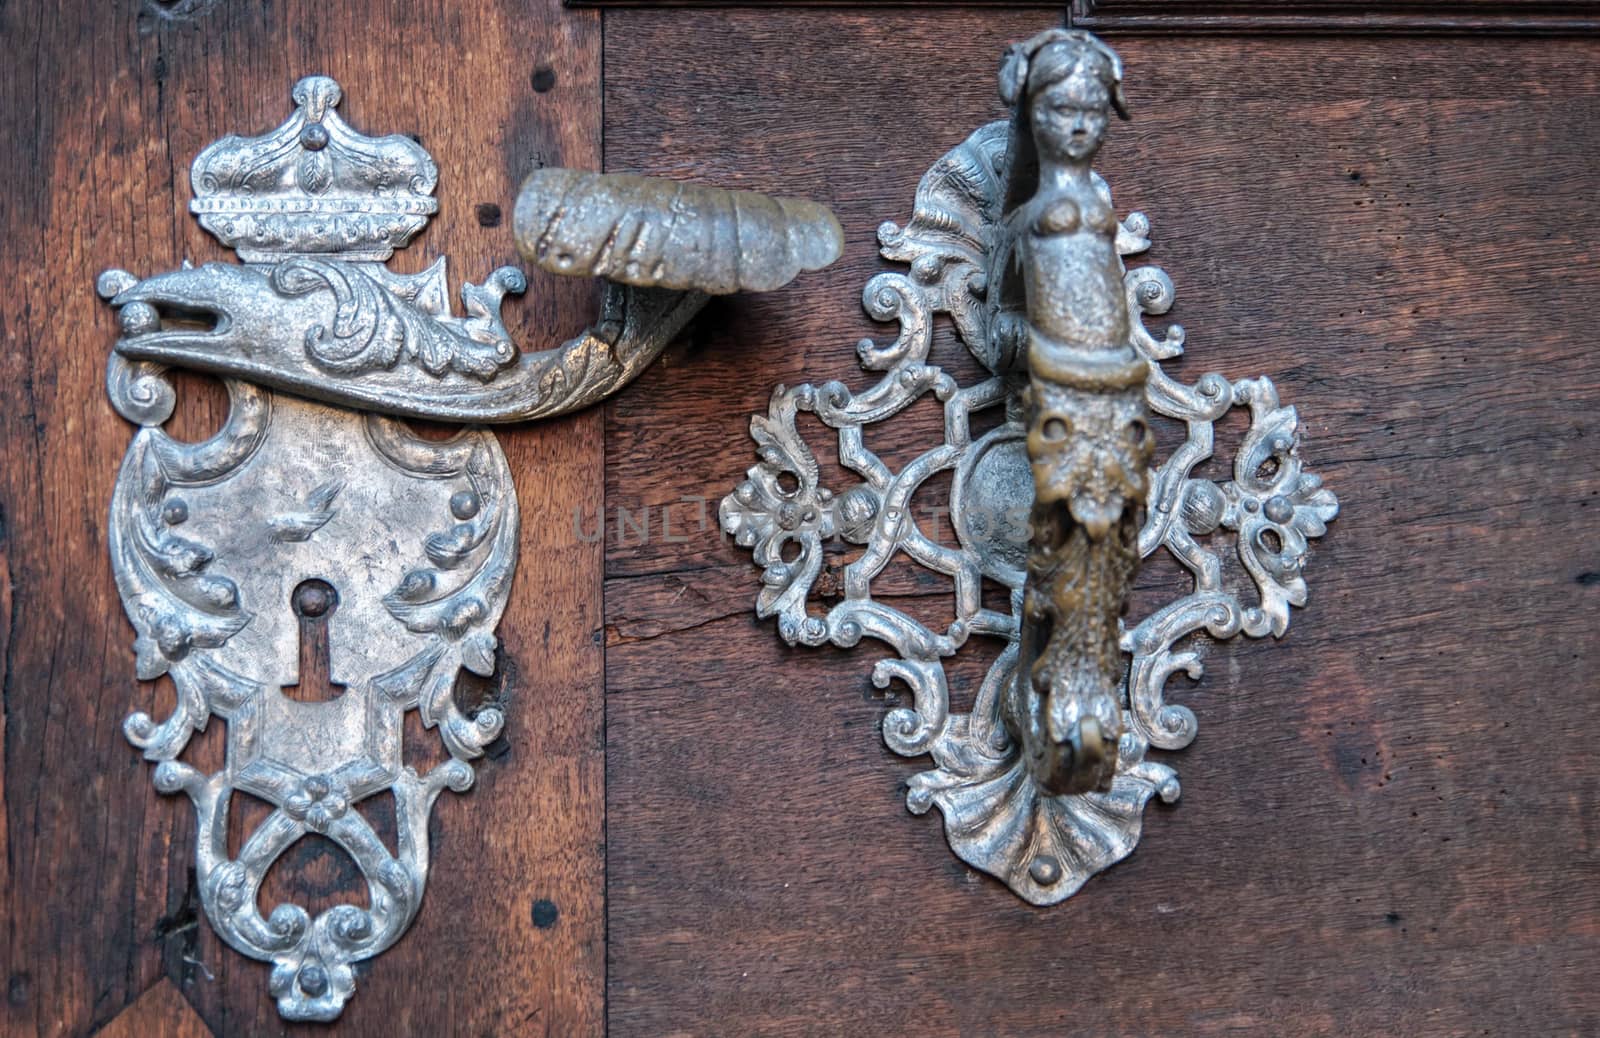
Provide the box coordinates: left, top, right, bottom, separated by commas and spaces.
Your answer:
103, 76, 840, 424
96, 76, 840, 1020
722, 30, 1340, 904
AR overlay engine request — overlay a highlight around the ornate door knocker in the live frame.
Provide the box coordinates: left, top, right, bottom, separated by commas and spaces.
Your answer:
722, 30, 1339, 904
98, 77, 840, 1020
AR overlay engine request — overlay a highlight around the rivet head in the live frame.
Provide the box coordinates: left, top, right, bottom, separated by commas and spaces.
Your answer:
450, 490, 481, 520
119, 302, 160, 336
1178, 480, 1225, 535
531, 898, 559, 929
294, 583, 334, 618
161, 498, 189, 526
1029, 855, 1062, 886
835, 484, 880, 540
1263, 494, 1295, 524
298, 123, 330, 151
297, 964, 328, 997
97, 269, 137, 299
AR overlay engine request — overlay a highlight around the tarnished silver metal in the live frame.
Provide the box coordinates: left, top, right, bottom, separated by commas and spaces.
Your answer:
721, 32, 1339, 905
100, 76, 841, 1019
98, 369, 514, 1020
106, 78, 842, 424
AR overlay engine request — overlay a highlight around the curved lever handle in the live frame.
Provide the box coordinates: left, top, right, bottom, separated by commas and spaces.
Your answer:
94, 73, 845, 1022
998, 30, 1155, 796
99, 261, 699, 424
98, 77, 841, 425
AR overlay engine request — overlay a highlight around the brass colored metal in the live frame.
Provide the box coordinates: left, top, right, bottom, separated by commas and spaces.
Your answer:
999, 30, 1155, 796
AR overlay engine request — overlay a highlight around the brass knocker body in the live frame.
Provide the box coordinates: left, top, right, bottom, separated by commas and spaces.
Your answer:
997, 30, 1155, 797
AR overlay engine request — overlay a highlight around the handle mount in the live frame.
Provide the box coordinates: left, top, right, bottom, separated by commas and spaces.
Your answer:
722, 31, 1339, 904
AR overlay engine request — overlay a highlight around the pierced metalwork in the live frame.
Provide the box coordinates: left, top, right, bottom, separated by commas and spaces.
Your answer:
100, 76, 841, 1018
721, 34, 1338, 905
100, 375, 515, 1019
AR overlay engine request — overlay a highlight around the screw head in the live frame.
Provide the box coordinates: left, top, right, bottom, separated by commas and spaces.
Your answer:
297, 964, 329, 997
1029, 855, 1063, 886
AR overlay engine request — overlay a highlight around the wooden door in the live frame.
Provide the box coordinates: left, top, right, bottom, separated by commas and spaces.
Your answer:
2, 2, 607, 1034
597, 11, 1600, 1035
3, 2, 1597, 1035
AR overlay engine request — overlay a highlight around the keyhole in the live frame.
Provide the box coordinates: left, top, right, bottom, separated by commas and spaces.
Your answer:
286, 579, 344, 702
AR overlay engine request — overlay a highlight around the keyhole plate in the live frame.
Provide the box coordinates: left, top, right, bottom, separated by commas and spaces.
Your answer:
107, 378, 517, 1019
287, 578, 342, 701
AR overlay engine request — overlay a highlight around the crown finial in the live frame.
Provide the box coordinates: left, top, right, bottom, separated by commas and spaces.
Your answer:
188, 75, 438, 262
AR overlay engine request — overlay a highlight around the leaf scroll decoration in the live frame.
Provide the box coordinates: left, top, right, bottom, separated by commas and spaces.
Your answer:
722, 121, 1339, 904
270, 256, 525, 381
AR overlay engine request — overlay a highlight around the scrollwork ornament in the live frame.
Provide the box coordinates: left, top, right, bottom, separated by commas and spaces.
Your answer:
102, 73, 844, 1020
722, 117, 1339, 905
104, 365, 518, 1020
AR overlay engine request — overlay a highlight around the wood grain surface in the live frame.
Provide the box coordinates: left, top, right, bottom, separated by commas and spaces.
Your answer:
601, 12, 1600, 1035
573, 0, 1600, 36
1068, 0, 1600, 35
93, 980, 209, 1038
1, 0, 606, 1033
6, 2, 1600, 1035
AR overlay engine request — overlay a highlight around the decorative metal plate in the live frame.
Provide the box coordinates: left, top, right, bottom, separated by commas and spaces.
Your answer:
94, 78, 526, 1020
99, 74, 844, 1020
101, 365, 515, 1019
721, 119, 1339, 904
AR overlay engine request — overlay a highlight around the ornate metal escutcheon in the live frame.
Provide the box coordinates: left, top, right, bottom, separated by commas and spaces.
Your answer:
99, 77, 841, 1019
722, 30, 1340, 905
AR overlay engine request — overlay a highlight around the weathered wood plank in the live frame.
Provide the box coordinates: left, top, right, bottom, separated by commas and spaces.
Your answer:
0, 0, 604, 1033
1068, 0, 1600, 35
572, 0, 1600, 36
602, 17, 1600, 1035
93, 980, 210, 1038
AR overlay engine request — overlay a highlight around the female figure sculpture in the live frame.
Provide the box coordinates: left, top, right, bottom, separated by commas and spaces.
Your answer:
998, 31, 1156, 796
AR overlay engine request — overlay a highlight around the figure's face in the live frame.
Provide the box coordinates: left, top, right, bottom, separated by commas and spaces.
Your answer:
1031, 69, 1110, 164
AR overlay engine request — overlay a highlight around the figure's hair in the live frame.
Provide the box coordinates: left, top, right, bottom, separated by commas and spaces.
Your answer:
992, 31, 1129, 308
998, 29, 1128, 120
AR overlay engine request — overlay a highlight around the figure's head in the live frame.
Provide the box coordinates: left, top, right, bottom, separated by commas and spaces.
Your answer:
999, 30, 1128, 165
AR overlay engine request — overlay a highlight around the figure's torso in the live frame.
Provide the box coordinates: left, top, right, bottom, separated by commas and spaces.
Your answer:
1017, 183, 1128, 350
